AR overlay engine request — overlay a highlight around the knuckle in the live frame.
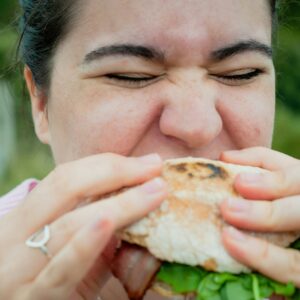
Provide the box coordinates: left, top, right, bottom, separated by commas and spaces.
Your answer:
104, 163, 122, 182
273, 170, 289, 197
258, 240, 270, 263
288, 250, 300, 284
55, 215, 74, 240
70, 236, 91, 261
104, 155, 130, 183
264, 202, 280, 231
101, 152, 124, 167
41, 265, 68, 291
109, 188, 141, 221
118, 190, 137, 211
110, 193, 131, 219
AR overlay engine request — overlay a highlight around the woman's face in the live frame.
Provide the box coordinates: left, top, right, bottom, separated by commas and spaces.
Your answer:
34, 0, 275, 163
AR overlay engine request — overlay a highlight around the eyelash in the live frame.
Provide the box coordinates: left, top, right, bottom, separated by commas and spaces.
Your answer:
215, 69, 263, 81
106, 74, 155, 87
106, 69, 263, 86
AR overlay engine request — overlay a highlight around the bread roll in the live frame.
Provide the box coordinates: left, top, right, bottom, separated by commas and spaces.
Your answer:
121, 157, 300, 273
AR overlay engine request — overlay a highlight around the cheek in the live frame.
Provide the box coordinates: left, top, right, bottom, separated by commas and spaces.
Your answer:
49, 86, 160, 160
217, 86, 275, 148
80, 100, 145, 155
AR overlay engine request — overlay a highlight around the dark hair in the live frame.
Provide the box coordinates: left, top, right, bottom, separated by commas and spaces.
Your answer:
18, 0, 79, 90
270, 0, 279, 33
19, 0, 279, 91
270, 0, 277, 16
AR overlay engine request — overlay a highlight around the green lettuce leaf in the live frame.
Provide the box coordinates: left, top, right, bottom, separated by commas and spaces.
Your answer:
156, 262, 207, 293
155, 262, 298, 300
292, 289, 300, 300
290, 238, 300, 250
221, 281, 253, 300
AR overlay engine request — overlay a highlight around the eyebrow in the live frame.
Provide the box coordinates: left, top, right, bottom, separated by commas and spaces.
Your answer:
212, 39, 273, 61
83, 39, 273, 65
83, 44, 165, 64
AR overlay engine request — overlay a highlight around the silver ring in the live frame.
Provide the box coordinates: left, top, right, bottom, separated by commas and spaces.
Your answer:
25, 225, 53, 258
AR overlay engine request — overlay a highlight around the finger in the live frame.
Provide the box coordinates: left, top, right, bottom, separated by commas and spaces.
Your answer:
222, 227, 300, 287
8, 153, 163, 235
32, 216, 114, 299
51, 177, 168, 248
5, 177, 167, 286
234, 164, 300, 200
220, 147, 298, 171
221, 196, 300, 232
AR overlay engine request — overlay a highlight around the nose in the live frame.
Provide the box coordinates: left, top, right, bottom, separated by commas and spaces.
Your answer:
159, 73, 222, 149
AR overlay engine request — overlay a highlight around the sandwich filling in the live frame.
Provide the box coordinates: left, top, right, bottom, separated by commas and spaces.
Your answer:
116, 158, 300, 299
155, 262, 299, 300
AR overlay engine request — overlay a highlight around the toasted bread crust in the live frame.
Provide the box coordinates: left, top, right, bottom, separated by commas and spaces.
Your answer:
120, 157, 300, 273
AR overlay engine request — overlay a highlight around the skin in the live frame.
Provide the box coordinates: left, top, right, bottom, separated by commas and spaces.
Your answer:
1, 0, 300, 299
32, 0, 275, 162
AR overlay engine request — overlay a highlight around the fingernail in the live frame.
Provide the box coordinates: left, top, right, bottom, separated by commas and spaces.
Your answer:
239, 173, 263, 184
141, 178, 166, 194
226, 227, 246, 242
226, 198, 250, 212
138, 153, 162, 165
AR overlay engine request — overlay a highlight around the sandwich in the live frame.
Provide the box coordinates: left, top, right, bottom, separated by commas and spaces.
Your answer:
112, 158, 300, 300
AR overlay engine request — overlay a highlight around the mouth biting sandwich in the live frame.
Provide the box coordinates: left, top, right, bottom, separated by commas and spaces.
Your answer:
112, 158, 300, 300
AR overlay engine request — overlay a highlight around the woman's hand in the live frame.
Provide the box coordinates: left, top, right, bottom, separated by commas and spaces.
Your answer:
0, 153, 168, 300
220, 147, 300, 286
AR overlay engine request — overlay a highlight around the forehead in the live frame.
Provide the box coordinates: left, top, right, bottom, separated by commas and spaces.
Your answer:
63, 0, 272, 62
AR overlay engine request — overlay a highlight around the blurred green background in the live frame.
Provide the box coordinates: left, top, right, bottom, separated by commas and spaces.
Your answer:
0, 1, 299, 195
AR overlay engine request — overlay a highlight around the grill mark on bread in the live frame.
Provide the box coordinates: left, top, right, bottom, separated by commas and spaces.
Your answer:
195, 163, 228, 180
167, 162, 228, 181
172, 163, 188, 172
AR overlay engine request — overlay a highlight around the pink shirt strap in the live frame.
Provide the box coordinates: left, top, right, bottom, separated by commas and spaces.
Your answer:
0, 179, 38, 219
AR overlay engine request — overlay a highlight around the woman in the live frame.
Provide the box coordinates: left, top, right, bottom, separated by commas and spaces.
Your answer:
1, 0, 300, 299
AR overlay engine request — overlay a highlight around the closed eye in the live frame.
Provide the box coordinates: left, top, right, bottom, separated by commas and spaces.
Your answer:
218, 69, 262, 80
212, 69, 263, 85
105, 69, 263, 88
105, 74, 158, 87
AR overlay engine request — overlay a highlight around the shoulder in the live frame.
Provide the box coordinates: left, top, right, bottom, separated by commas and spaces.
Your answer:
0, 179, 39, 218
